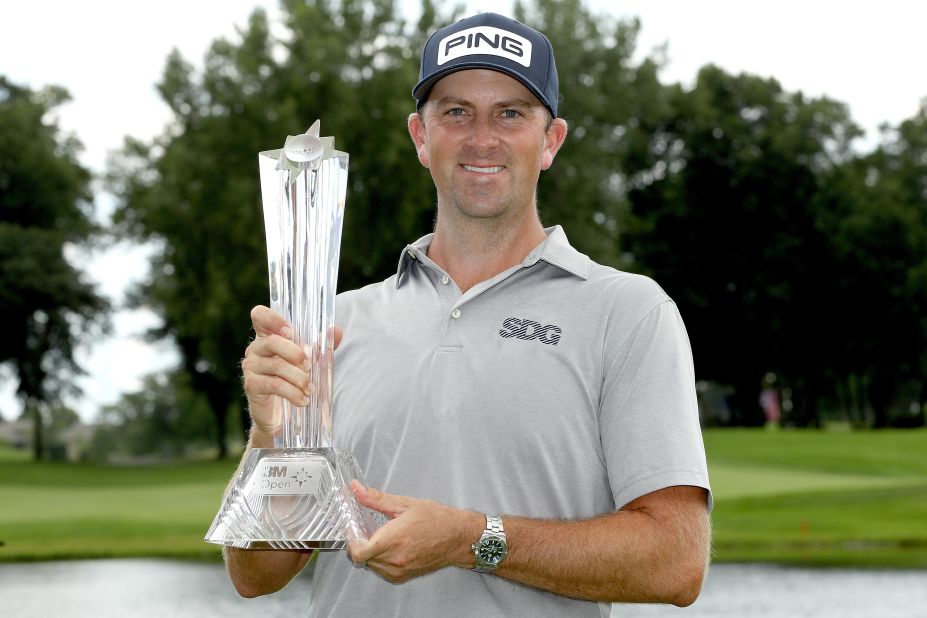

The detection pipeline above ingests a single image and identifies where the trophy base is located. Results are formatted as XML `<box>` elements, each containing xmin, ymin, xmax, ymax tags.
<box><xmin>204</xmin><ymin>448</ymin><xmax>383</xmax><ymax>550</ymax></box>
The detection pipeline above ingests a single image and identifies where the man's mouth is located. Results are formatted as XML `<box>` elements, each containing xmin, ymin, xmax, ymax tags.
<box><xmin>462</xmin><ymin>164</ymin><xmax>505</xmax><ymax>174</ymax></box>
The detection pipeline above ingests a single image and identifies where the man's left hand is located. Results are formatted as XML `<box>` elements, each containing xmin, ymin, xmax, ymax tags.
<box><xmin>347</xmin><ymin>481</ymin><xmax>482</xmax><ymax>584</ymax></box>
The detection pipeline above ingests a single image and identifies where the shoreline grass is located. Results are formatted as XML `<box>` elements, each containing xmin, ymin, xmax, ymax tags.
<box><xmin>1</xmin><ymin>429</ymin><xmax>925</xmax><ymax>567</ymax></box>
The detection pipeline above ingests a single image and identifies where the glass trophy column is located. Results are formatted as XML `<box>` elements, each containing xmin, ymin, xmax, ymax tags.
<box><xmin>205</xmin><ymin>121</ymin><xmax>381</xmax><ymax>550</ymax></box>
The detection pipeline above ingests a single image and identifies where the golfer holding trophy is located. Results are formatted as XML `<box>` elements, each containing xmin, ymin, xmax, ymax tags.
<box><xmin>211</xmin><ymin>12</ymin><xmax>711</xmax><ymax>617</ymax></box>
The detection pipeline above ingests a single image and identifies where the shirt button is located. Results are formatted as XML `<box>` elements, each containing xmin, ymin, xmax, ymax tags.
<box><xmin>451</xmin><ymin>309</ymin><xmax>461</xmax><ymax>319</ymax></box>
<box><xmin>407</xmin><ymin>250</ymin><xmax>417</xmax><ymax>260</ymax></box>
<box><xmin>441</xmin><ymin>275</ymin><xmax>450</xmax><ymax>285</ymax></box>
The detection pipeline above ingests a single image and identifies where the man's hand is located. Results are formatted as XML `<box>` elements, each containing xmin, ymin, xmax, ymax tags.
<box><xmin>241</xmin><ymin>305</ymin><xmax>343</xmax><ymax>440</ymax></box>
<box><xmin>347</xmin><ymin>481</ymin><xmax>483</xmax><ymax>584</ymax></box>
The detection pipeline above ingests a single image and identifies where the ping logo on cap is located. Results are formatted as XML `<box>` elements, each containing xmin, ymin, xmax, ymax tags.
<box><xmin>437</xmin><ymin>26</ymin><xmax>532</xmax><ymax>68</ymax></box>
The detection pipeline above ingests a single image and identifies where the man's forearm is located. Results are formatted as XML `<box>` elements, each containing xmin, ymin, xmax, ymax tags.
<box><xmin>350</xmin><ymin>484</ymin><xmax>711</xmax><ymax>605</ymax></box>
<box><xmin>224</xmin><ymin>545</ymin><xmax>314</xmax><ymax>598</ymax></box>
<box><xmin>494</xmin><ymin>486</ymin><xmax>711</xmax><ymax>605</ymax></box>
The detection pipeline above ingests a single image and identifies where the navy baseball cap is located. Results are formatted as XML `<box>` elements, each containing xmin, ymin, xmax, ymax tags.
<box><xmin>413</xmin><ymin>13</ymin><xmax>560</xmax><ymax>117</ymax></box>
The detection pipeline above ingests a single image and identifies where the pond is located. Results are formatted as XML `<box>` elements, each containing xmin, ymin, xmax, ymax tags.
<box><xmin>1</xmin><ymin>560</ymin><xmax>925</xmax><ymax>617</ymax></box>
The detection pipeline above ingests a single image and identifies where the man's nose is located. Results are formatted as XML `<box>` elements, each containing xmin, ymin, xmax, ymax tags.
<box><xmin>466</xmin><ymin>115</ymin><xmax>501</xmax><ymax>150</ymax></box>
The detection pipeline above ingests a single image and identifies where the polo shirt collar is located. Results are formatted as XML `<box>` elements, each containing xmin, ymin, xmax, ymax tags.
<box><xmin>524</xmin><ymin>225</ymin><xmax>591</xmax><ymax>279</ymax></box>
<box><xmin>395</xmin><ymin>225</ymin><xmax>590</xmax><ymax>288</ymax></box>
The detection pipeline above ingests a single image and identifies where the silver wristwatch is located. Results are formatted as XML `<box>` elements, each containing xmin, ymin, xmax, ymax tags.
<box><xmin>472</xmin><ymin>514</ymin><xmax>508</xmax><ymax>573</ymax></box>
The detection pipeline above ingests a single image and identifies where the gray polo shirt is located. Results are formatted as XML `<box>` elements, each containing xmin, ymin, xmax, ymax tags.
<box><xmin>308</xmin><ymin>226</ymin><xmax>711</xmax><ymax>617</ymax></box>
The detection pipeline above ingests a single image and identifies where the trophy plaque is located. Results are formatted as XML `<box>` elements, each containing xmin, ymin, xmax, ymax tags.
<box><xmin>205</xmin><ymin>121</ymin><xmax>381</xmax><ymax>550</ymax></box>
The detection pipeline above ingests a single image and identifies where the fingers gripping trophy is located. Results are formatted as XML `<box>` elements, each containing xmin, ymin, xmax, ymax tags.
<box><xmin>205</xmin><ymin>121</ymin><xmax>382</xmax><ymax>550</ymax></box>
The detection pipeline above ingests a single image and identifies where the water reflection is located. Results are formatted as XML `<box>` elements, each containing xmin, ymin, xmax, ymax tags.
<box><xmin>0</xmin><ymin>559</ymin><xmax>309</xmax><ymax>617</ymax></box>
<box><xmin>1</xmin><ymin>560</ymin><xmax>925</xmax><ymax>617</ymax></box>
<box><xmin>621</xmin><ymin>563</ymin><xmax>927</xmax><ymax>617</ymax></box>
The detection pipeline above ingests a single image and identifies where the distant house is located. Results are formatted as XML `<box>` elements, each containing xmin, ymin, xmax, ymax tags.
<box><xmin>0</xmin><ymin>417</ymin><xmax>31</xmax><ymax>450</ymax></box>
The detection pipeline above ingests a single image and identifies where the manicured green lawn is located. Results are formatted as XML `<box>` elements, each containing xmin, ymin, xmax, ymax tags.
<box><xmin>1</xmin><ymin>429</ymin><xmax>925</xmax><ymax>566</ymax></box>
<box><xmin>0</xmin><ymin>457</ymin><xmax>236</xmax><ymax>562</ymax></box>
<box><xmin>704</xmin><ymin>429</ymin><xmax>927</xmax><ymax>567</ymax></box>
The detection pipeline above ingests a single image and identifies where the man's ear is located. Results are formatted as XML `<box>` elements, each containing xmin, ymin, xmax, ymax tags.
<box><xmin>408</xmin><ymin>112</ymin><xmax>430</xmax><ymax>168</ymax></box>
<box><xmin>540</xmin><ymin>118</ymin><xmax>568</xmax><ymax>170</ymax></box>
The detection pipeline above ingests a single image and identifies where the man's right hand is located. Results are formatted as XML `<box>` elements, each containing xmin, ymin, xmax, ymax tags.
<box><xmin>242</xmin><ymin>305</ymin><xmax>343</xmax><ymax>440</ymax></box>
<box><xmin>242</xmin><ymin>305</ymin><xmax>309</xmax><ymax>437</ymax></box>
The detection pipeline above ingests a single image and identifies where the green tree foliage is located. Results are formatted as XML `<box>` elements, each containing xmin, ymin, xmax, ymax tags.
<box><xmin>515</xmin><ymin>0</ymin><xmax>668</xmax><ymax>266</ymax></box>
<box><xmin>0</xmin><ymin>77</ymin><xmax>108</xmax><ymax>459</ymax></box>
<box><xmin>624</xmin><ymin>65</ymin><xmax>926</xmax><ymax>427</ymax></box>
<box><xmin>822</xmin><ymin>104</ymin><xmax>927</xmax><ymax>427</ymax></box>
<box><xmin>88</xmin><ymin>371</ymin><xmax>216</xmax><ymax>459</ymax></box>
<box><xmin>108</xmin><ymin>1</ymin><xmax>454</xmax><ymax>457</ymax></box>
<box><xmin>623</xmin><ymin>66</ymin><xmax>861</xmax><ymax>424</ymax></box>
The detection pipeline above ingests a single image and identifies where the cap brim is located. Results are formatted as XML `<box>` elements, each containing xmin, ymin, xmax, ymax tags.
<box><xmin>412</xmin><ymin>62</ymin><xmax>554</xmax><ymax>116</ymax></box>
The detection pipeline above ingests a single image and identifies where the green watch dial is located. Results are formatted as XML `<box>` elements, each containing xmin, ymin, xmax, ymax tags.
<box><xmin>478</xmin><ymin>537</ymin><xmax>508</xmax><ymax>565</ymax></box>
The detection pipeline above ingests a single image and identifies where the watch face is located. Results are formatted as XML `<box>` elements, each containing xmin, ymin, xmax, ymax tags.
<box><xmin>478</xmin><ymin>536</ymin><xmax>508</xmax><ymax>565</ymax></box>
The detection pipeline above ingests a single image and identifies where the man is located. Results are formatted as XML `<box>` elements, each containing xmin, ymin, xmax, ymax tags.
<box><xmin>227</xmin><ymin>12</ymin><xmax>712</xmax><ymax>617</ymax></box>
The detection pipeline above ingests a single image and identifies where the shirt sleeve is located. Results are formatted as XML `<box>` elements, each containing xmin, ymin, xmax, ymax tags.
<box><xmin>598</xmin><ymin>298</ymin><xmax>713</xmax><ymax>511</ymax></box>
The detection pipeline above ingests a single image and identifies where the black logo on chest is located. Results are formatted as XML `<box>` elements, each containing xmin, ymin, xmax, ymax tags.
<box><xmin>499</xmin><ymin>317</ymin><xmax>562</xmax><ymax>346</ymax></box>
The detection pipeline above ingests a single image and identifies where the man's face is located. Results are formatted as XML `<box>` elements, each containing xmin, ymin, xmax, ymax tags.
<box><xmin>408</xmin><ymin>69</ymin><xmax>567</xmax><ymax>225</ymax></box>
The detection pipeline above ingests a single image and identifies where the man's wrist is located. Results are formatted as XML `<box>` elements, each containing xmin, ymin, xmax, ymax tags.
<box><xmin>247</xmin><ymin>424</ymin><xmax>277</xmax><ymax>448</ymax></box>
<box><xmin>454</xmin><ymin>510</ymin><xmax>487</xmax><ymax>569</ymax></box>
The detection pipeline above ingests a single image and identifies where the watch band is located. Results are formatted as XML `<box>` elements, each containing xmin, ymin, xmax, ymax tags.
<box><xmin>485</xmin><ymin>514</ymin><xmax>504</xmax><ymax>536</ymax></box>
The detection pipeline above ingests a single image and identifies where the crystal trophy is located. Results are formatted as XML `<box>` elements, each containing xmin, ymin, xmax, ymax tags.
<box><xmin>205</xmin><ymin>121</ymin><xmax>381</xmax><ymax>550</ymax></box>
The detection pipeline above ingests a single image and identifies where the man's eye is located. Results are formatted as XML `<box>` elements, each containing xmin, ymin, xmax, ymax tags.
<box><xmin>447</xmin><ymin>107</ymin><xmax>466</xmax><ymax>116</ymax></box>
<box><xmin>501</xmin><ymin>109</ymin><xmax>520</xmax><ymax>119</ymax></box>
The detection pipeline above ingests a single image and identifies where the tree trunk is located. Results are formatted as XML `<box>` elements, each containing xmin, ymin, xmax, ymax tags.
<box><xmin>203</xmin><ymin>385</ymin><xmax>231</xmax><ymax>460</ymax></box>
<box><xmin>729</xmin><ymin>376</ymin><xmax>765</xmax><ymax>427</ymax></box>
<box><xmin>28</xmin><ymin>399</ymin><xmax>44</xmax><ymax>461</ymax></box>
<box><xmin>868</xmin><ymin>372</ymin><xmax>894</xmax><ymax>429</ymax></box>
<box><xmin>790</xmin><ymin>379</ymin><xmax>822</xmax><ymax>428</ymax></box>
<box><xmin>920</xmin><ymin>378</ymin><xmax>927</xmax><ymax>427</ymax></box>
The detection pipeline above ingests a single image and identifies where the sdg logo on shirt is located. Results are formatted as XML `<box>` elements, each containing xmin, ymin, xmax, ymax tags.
<box><xmin>499</xmin><ymin>317</ymin><xmax>562</xmax><ymax>346</ymax></box>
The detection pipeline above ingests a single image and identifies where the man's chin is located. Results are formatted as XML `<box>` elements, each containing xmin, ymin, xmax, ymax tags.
<box><xmin>452</xmin><ymin>200</ymin><xmax>509</xmax><ymax>220</ymax></box>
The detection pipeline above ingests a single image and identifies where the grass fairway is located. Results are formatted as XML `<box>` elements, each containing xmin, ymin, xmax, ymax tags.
<box><xmin>0</xmin><ymin>454</ymin><xmax>236</xmax><ymax>562</ymax></box>
<box><xmin>705</xmin><ymin>429</ymin><xmax>927</xmax><ymax>568</ymax></box>
<box><xmin>1</xmin><ymin>429</ymin><xmax>926</xmax><ymax>566</ymax></box>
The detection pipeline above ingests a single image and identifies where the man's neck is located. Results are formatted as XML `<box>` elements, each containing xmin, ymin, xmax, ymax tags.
<box><xmin>427</xmin><ymin>213</ymin><xmax>547</xmax><ymax>294</ymax></box>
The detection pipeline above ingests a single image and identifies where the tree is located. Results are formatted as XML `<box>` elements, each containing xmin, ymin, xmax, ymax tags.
<box><xmin>108</xmin><ymin>1</ymin><xmax>451</xmax><ymax>458</ymax></box>
<box><xmin>515</xmin><ymin>0</ymin><xmax>669</xmax><ymax>267</ymax></box>
<box><xmin>623</xmin><ymin>65</ymin><xmax>863</xmax><ymax>425</ymax></box>
<box><xmin>88</xmin><ymin>371</ymin><xmax>215</xmax><ymax>459</ymax></box>
<box><xmin>0</xmin><ymin>77</ymin><xmax>108</xmax><ymax>459</ymax></box>
<box><xmin>823</xmin><ymin>103</ymin><xmax>927</xmax><ymax>426</ymax></box>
